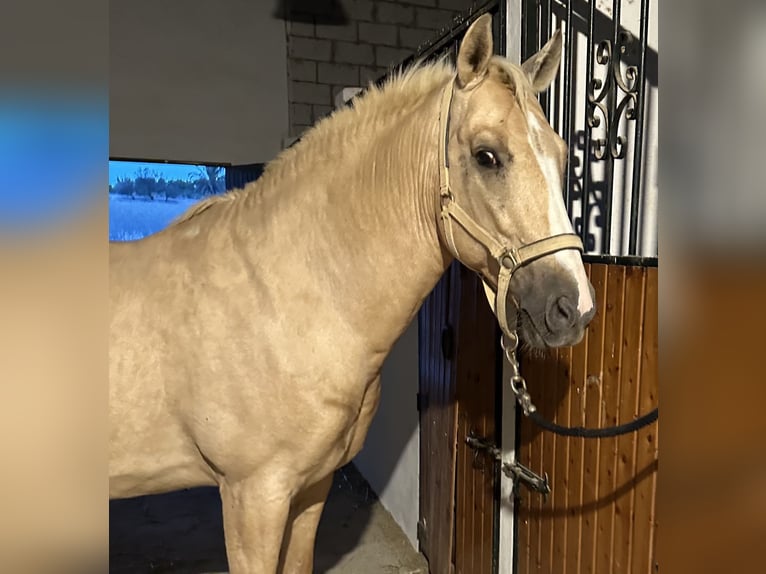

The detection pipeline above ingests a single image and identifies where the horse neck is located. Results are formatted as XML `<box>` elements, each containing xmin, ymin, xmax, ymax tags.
<box><xmin>307</xmin><ymin>86</ymin><xmax>451</xmax><ymax>357</ymax></box>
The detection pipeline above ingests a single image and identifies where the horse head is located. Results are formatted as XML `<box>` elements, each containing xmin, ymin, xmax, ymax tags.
<box><xmin>438</xmin><ymin>15</ymin><xmax>595</xmax><ymax>348</ymax></box>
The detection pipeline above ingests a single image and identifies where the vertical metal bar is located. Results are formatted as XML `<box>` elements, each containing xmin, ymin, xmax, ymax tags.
<box><xmin>521</xmin><ymin>0</ymin><xmax>530</xmax><ymax>59</ymax></box>
<box><xmin>602</xmin><ymin>0</ymin><xmax>623</xmax><ymax>255</ymax></box>
<box><xmin>627</xmin><ymin>0</ymin><xmax>649</xmax><ymax>255</ymax></box>
<box><xmin>562</xmin><ymin>0</ymin><xmax>575</xmax><ymax>212</ymax></box>
<box><xmin>580</xmin><ymin>0</ymin><xmax>596</xmax><ymax>250</ymax></box>
<box><xmin>539</xmin><ymin>0</ymin><xmax>551</xmax><ymax>115</ymax></box>
<box><xmin>497</xmin><ymin>0</ymin><xmax>507</xmax><ymax>56</ymax></box>
<box><xmin>552</xmin><ymin>37</ymin><xmax>561</xmax><ymax>135</ymax></box>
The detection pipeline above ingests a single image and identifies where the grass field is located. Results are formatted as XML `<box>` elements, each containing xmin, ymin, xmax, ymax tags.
<box><xmin>109</xmin><ymin>195</ymin><xmax>198</xmax><ymax>241</ymax></box>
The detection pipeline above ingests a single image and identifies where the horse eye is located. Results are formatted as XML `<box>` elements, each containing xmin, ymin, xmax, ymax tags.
<box><xmin>475</xmin><ymin>149</ymin><xmax>499</xmax><ymax>168</ymax></box>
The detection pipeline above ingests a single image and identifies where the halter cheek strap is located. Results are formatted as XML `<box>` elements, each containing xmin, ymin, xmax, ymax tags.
<box><xmin>437</xmin><ymin>79</ymin><xmax>584</xmax><ymax>338</ymax></box>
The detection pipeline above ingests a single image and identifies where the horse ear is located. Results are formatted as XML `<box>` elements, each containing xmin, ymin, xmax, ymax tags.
<box><xmin>456</xmin><ymin>14</ymin><xmax>493</xmax><ymax>89</ymax></box>
<box><xmin>521</xmin><ymin>29</ymin><xmax>563</xmax><ymax>93</ymax></box>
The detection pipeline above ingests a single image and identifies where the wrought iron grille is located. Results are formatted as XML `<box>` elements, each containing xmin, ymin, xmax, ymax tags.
<box><xmin>361</xmin><ymin>0</ymin><xmax>657</xmax><ymax>260</ymax></box>
<box><xmin>524</xmin><ymin>0</ymin><xmax>658</xmax><ymax>259</ymax></box>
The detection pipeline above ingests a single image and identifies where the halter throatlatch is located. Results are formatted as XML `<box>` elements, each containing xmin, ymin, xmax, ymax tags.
<box><xmin>437</xmin><ymin>79</ymin><xmax>584</xmax><ymax>339</ymax></box>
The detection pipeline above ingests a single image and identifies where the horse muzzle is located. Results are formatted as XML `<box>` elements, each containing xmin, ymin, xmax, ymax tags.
<box><xmin>515</xmin><ymin>277</ymin><xmax>596</xmax><ymax>349</ymax></box>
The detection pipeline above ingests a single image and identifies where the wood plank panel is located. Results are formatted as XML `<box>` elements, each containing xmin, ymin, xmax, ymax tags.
<box><xmin>581</xmin><ymin>263</ymin><xmax>608</xmax><ymax>574</ymax></box>
<box><xmin>612</xmin><ymin>266</ymin><xmax>646</xmax><ymax>573</ymax></box>
<box><xmin>516</xmin><ymin>263</ymin><xmax>658</xmax><ymax>574</ymax></box>
<box><xmin>518</xmin><ymin>342</ymin><xmax>545</xmax><ymax>574</ymax></box>
<box><xmin>454</xmin><ymin>266</ymin><xmax>498</xmax><ymax>574</ymax></box>
<box><xmin>630</xmin><ymin>266</ymin><xmax>658</xmax><ymax>574</ymax></box>
<box><xmin>551</xmin><ymin>345</ymin><xmax>572</xmax><ymax>570</ymax></box>
<box><xmin>595</xmin><ymin>265</ymin><xmax>627</xmax><ymax>574</ymax></box>
<box><xmin>538</xmin><ymin>347</ymin><xmax>556</xmax><ymax>574</ymax></box>
<box><xmin>564</xmin><ymin>260</ymin><xmax>590</xmax><ymax>574</ymax></box>
<box><xmin>418</xmin><ymin>262</ymin><xmax>459</xmax><ymax>574</ymax></box>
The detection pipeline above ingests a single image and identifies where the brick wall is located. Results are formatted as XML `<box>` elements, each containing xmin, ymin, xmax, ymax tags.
<box><xmin>285</xmin><ymin>0</ymin><xmax>478</xmax><ymax>140</ymax></box>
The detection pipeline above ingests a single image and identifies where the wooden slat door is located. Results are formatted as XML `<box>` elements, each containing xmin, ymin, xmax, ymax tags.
<box><xmin>454</xmin><ymin>265</ymin><xmax>501</xmax><ymax>574</ymax></box>
<box><xmin>418</xmin><ymin>262</ymin><xmax>460</xmax><ymax>574</ymax></box>
<box><xmin>418</xmin><ymin>262</ymin><xmax>501</xmax><ymax>574</ymax></box>
<box><xmin>516</xmin><ymin>263</ymin><xmax>659</xmax><ymax>574</ymax></box>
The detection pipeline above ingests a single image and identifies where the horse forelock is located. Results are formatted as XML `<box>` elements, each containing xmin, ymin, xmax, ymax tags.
<box><xmin>486</xmin><ymin>57</ymin><xmax>535</xmax><ymax>115</ymax></box>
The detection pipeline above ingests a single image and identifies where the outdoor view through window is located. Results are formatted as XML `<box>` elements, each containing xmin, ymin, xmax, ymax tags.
<box><xmin>108</xmin><ymin>160</ymin><xmax>226</xmax><ymax>241</ymax></box>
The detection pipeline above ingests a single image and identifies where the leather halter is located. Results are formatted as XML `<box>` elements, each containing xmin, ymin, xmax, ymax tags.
<box><xmin>437</xmin><ymin>79</ymin><xmax>584</xmax><ymax>338</ymax></box>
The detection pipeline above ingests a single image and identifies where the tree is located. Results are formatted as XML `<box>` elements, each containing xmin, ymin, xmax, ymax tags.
<box><xmin>111</xmin><ymin>176</ymin><xmax>135</xmax><ymax>197</ymax></box>
<box><xmin>190</xmin><ymin>166</ymin><xmax>224</xmax><ymax>196</ymax></box>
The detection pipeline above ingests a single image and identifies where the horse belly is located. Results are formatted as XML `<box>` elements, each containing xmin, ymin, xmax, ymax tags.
<box><xmin>109</xmin><ymin>365</ymin><xmax>214</xmax><ymax>498</ymax></box>
<box><xmin>109</xmin><ymin>421</ymin><xmax>215</xmax><ymax>498</ymax></box>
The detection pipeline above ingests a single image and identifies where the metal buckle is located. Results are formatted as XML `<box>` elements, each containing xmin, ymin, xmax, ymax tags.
<box><xmin>500</xmin><ymin>249</ymin><xmax>520</xmax><ymax>271</ymax></box>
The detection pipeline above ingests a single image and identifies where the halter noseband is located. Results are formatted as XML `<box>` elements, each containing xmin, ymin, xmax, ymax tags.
<box><xmin>437</xmin><ymin>79</ymin><xmax>584</xmax><ymax>338</ymax></box>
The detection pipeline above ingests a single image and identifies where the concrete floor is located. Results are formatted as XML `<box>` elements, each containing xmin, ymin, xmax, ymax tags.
<box><xmin>110</xmin><ymin>464</ymin><xmax>428</xmax><ymax>573</ymax></box>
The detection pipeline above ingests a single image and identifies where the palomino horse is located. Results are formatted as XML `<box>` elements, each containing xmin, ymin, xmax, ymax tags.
<box><xmin>110</xmin><ymin>14</ymin><xmax>595</xmax><ymax>573</ymax></box>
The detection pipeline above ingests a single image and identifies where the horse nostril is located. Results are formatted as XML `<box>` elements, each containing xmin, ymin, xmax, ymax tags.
<box><xmin>581</xmin><ymin>303</ymin><xmax>596</xmax><ymax>325</ymax></box>
<box><xmin>546</xmin><ymin>295</ymin><xmax>578</xmax><ymax>331</ymax></box>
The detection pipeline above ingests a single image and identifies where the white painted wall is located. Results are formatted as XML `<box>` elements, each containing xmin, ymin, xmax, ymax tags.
<box><xmin>353</xmin><ymin>320</ymin><xmax>420</xmax><ymax>549</ymax></box>
<box><xmin>110</xmin><ymin>0</ymin><xmax>288</xmax><ymax>165</ymax></box>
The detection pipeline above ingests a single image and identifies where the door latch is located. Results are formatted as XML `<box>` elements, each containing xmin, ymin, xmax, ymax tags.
<box><xmin>465</xmin><ymin>434</ymin><xmax>551</xmax><ymax>502</ymax></box>
<box><xmin>502</xmin><ymin>461</ymin><xmax>550</xmax><ymax>502</ymax></box>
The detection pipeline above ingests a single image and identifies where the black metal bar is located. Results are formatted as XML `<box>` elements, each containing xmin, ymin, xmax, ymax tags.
<box><xmin>522</xmin><ymin>0</ymin><xmax>536</xmax><ymax>60</ymax></box>
<box><xmin>539</xmin><ymin>0</ymin><xmax>551</xmax><ymax>114</ymax></box>
<box><xmin>582</xmin><ymin>253</ymin><xmax>657</xmax><ymax>268</ymax></box>
<box><xmin>109</xmin><ymin>156</ymin><xmax>231</xmax><ymax>167</ymax></box>
<box><xmin>496</xmin><ymin>0</ymin><xmax>507</xmax><ymax>56</ymax></box>
<box><xmin>551</xmin><ymin>28</ymin><xmax>561</xmax><ymax>134</ymax></box>
<box><xmin>548</xmin><ymin>0</ymin><xmax>560</xmax><ymax>134</ymax></box>
<box><xmin>627</xmin><ymin>0</ymin><xmax>650</xmax><ymax>255</ymax></box>
<box><xmin>602</xmin><ymin>0</ymin><xmax>623</xmax><ymax>255</ymax></box>
<box><xmin>580</xmin><ymin>0</ymin><xmax>596</xmax><ymax>250</ymax></box>
<box><xmin>562</xmin><ymin>0</ymin><xmax>575</xmax><ymax>211</ymax></box>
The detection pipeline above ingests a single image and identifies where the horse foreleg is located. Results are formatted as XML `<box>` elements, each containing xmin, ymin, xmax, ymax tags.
<box><xmin>220</xmin><ymin>476</ymin><xmax>290</xmax><ymax>574</ymax></box>
<box><xmin>277</xmin><ymin>474</ymin><xmax>333</xmax><ymax>574</ymax></box>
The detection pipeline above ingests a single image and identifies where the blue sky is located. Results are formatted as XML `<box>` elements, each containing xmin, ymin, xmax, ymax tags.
<box><xmin>109</xmin><ymin>160</ymin><xmax>217</xmax><ymax>186</ymax></box>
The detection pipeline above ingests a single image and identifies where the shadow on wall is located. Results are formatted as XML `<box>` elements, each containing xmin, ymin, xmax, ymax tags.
<box><xmin>273</xmin><ymin>0</ymin><xmax>349</xmax><ymax>25</ymax></box>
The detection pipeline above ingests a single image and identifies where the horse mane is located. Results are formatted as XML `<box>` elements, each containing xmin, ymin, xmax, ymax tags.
<box><xmin>171</xmin><ymin>55</ymin><xmax>534</xmax><ymax>227</ymax></box>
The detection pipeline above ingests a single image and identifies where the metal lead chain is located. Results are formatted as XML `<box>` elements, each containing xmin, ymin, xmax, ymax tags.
<box><xmin>501</xmin><ymin>332</ymin><xmax>537</xmax><ymax>416</ymax></box>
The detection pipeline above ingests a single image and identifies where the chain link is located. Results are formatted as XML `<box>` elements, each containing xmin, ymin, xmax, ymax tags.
<box><xmin>501</xmin><ymin>332</ymin><xmax>537</xmax><ymax>416</ymax></box>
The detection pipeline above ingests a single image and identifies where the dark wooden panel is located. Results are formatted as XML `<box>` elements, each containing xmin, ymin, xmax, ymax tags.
<box><xmin>517</xmin><ymin>263</ymin><xmax>658</xmax><ymax>574</ymax></box>
<box><xmin>454</xmin><ymin>266</ymin><xmax>499</xmax><ymax>574</ymax></box>
<box><xmin>418</xmin><ymin>262</ymin><xmax>460</xmax><ymax>574</ymax></box>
